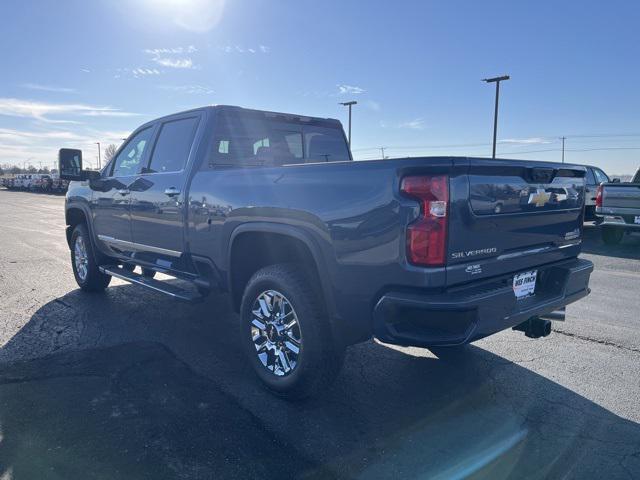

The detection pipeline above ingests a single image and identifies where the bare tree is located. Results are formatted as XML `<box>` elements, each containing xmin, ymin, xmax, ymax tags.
<box><xmin>103</xmin><ymin>144</ymin><xmax>118</xmax><ymax>164</ymax></box>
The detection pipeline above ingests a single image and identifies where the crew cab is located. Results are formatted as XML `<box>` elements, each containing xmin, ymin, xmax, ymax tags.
<box><xmin>595</xmin><ymin>167</ymin><xmax>640</xmax><ymax>244</ymax></box>
<box><xmin>60</xmin><ymin>105</ymin><xmax>593</xmax><ymax>398</ymax></box>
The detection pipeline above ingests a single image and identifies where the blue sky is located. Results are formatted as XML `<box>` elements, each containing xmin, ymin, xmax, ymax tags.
<box><xmin>0</xmin><ymin>0</ymin><xmax>638</xmax><ymax>174</ymax></box>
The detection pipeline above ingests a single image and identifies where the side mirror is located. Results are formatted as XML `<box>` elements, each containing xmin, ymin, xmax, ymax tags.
<box><xmin>58</xmin><ymin>148</ymin><xmax>83</xmax><ymax>181</ymax></box>
<box><xmin>611</xmin><ymin>178</ymin><xmax>621</xmax><ymax>183</ymax></box>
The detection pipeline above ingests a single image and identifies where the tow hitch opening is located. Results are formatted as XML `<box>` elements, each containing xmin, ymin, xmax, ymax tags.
<box><xmin>513</xmin><ymin>317</ymin><xmax>552</xmax><ymax>339</ymax></box>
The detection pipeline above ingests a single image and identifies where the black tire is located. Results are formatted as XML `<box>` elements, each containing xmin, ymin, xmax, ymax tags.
<box><xmin>70</xmin><ymin>224</ymin><xmax>111</xmax><ymax>292</ymax></box>
<box><xmin>240</xmin><ymin>264</ymin><xmax>344</xmax><ymax>399</ymax></box>
<box><xmin>602</xmin><ymin>226</ymin><xmax>624</xmax><ymax>245</ymax></box>
<box><xmin>141</xmin><ymin>268</ymin><xmax>156</xmax><ymax>279</ymax></box>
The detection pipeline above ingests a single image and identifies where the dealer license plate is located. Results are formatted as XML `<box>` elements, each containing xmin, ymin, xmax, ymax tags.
<box><xmin>634</xmin><ymin>215</ymin><xmax>640</xmax><ymax>224</ymax></box>
<box><xmin>513</xmin><ymin>270</ymin><xmax>537</xmax><ymax>299</ymax></box>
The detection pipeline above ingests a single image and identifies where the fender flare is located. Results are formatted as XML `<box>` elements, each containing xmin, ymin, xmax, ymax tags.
<box><xmin>227</xmin><ymin>222</ymin><xmax>337</xmax><ymax>320</ymax></box>
<box><xmin>65</xmin><ymin>202</ymin><xmax>105</xmax><ymax>264</ymax></box>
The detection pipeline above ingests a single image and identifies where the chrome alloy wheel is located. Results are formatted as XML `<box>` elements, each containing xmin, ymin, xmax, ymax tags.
<box><xmin>250</xmin><ymin>290</ymin><xmax>302</xmax><ymax>377</ymax></box>
<box><xmin>74</xmin><ymin>235</ymin><xmax>89</xmax><ymax>281</ymax></box>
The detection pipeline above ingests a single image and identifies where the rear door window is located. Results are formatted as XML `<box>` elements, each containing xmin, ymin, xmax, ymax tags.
<box><xmin>147</xmin><ymin>117</ymin><xmax>200</xmax><ymax>173</ymax></box>
<box><xmin>585</xmin><ymin>168</ymin><xmax>596</xmax><ymax>185</ymax></box>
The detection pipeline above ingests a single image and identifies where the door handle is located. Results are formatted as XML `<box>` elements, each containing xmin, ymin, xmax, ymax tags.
<box><xmin>164</xmin><ymin>187</ymin><xmax>181</xmax><ymax>197</ymax></box>
<box><xmin>117</xmin><ymin>189</ymin><xmax>130</xmax><ymax>196</ymax></box>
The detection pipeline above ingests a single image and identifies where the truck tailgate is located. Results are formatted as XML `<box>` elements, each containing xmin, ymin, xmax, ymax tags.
<box><xmin>446</xmin><ymin>159</ymin><xmax>586</xmax><ymax>286</ymax></box>
<box><xmin>601</xmin><ymin>183</ymin><xmax>640</xmax><ymax>210</ymax></box>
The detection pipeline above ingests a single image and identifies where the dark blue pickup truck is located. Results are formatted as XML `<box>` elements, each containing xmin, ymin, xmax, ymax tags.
<box><xmin>59</xmin><ymin>105</ymin><xmax>593</xmax><ymax>398</ymax></box>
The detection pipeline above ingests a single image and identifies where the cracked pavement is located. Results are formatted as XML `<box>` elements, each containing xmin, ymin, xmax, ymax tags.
<box><xmin>0</xmin><ymin>190</ymin><xmax>639</xmax><ymax>479</ymax></box>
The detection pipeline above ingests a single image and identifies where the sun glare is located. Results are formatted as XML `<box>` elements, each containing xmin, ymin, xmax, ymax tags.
<box><xmin>141</xmin><ymin>0</ymin><xmax>225</xmax><ymax>32</ymax></box>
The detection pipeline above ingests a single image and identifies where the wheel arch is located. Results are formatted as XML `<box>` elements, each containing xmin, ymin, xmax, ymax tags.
<box><xmin>65</xmin><ymin>205</ymin><xmax>90</xmax><ymax>248</ymax></box>
<box><xmin>65</xmin><ymin>203</ymin><xmax>106</xmax><ymax>264</ymax></box>
<box><xmin>227</xmin><ymin>223</ymin><xmax>337</xmax><ymax>321</ymax></box>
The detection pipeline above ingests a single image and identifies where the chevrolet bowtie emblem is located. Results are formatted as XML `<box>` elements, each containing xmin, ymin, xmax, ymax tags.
<box><xmin>528</xmin><ymin>188</ymin><xmax>551</xmax><ymax>207</ymax></box>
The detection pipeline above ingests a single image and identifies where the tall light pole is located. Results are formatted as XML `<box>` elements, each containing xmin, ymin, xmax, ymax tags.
<box><xmin>339</xmin><ymin>101</ymin><xmax>357</xmax><ymax>149</ymax></box>
<box><xmin>560</xmin><ymin>136</ymin><xmax>566</xmax><ymax>163</ymax></box>
<box><xmin>482</xmin><ymin>75</ymin><xmax>510</xmax><ymax>158</ymax></box>
<box><xmin>95</xmin><ymin>142</ymin><xmax>101</xmax><ymax>169</ymax></box>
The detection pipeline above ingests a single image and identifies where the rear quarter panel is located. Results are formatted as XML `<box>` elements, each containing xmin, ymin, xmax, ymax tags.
<box><xmin>186</xmin><ymin>157</ymin><xmax>456</xmax><ymax>339</ymax></box>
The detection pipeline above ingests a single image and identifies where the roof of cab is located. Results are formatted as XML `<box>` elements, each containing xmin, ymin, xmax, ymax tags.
<box><xmin>140</xmin><ymin>104</ymin><xmax>342</xmax><ymax>130</ymax></box>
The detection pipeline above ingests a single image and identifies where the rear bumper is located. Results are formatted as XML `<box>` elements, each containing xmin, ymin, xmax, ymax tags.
<box><xmin>595</xmin><ymin>214</ymin><xmax>640</xmax><ymax>230</ymax></box>
<box><xmin>596</xmin><ymin>207</ymin><xmax>640</xmax><ymax>229</ymax></box>
<box><xmin>373</xmin><ymin>258</ymin><xmax>593</xmax><ymax>347</ymax></box>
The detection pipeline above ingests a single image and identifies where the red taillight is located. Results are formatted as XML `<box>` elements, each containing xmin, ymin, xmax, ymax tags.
<box><xmin>595</xmin><ymin>184</ymin><xmax>603</xmax><ymax>207</ymax></box>
<box><xmin>401</xmin><ymin>175</ymin><xmax>449</xmax><ymax>266</ymax></box>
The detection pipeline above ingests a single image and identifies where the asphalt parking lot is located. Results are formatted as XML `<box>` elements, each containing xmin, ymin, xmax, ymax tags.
<box><xmin>0</xmin><ymin>189</ymin><xmax>639</xmax><ymax>480</ymax></box>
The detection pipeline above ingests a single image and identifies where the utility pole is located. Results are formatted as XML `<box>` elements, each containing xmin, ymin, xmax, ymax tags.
<box><xmin>560</xmin><ymin>136</ymin><xmax>566</xmax><ymax>163</ymax></box>
<box><xmin>95</xmin><ymin>142</ymin><xmax>101</xmax><ymax>169</ymax></box>
<box><xmin>482</xmin><ymin>75</ymin><xmax>510</xmax><ymax>158</ymax></box>
<box><xmin>339</xmin><ymin>101</ymin><xmax>357</xmax><ymax>149</ymax></box>
<box><xmin>380</xmin><ymin>146</ymin><xmax>386</xmax><ymax>159</ymax></box>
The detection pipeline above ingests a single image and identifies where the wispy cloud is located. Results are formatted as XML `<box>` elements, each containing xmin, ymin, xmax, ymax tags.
<box><xmin>398</xmin><ymin>118</ymin><xmax>426</xmax><ymax>130</ymax></box>
<box><xmin>337</xmin><ymin>84</ymin><xmax>365</xmax><ymax>95</ymax></box>
<box><xmin>0</xmin><ymin>126</ymin><xmax>132</xmax><ymax>168</ymax></box>
<box><xmin>152</xmin><ymin>57</ymin><xmax>194</xmax><ymax>69</ymax></box>
<box><xmin>159</xmin><ymin>84</ymin><xmax>214</xmax><ymax>95</ymax></box>
<box><xmin>144</xmin><ymin>46</ymin><xmax>197</xmax><ymax>69</ymax></box>
<box><xmin>144</xmin><ymin>46</ymin><xmax>197</xmax><ymax>56</ymax></box>
<box><xmin>21</xmin><ymin>83</ymin><xmax>77</xmax><ymax>94</ymax></box>
<box><xmin>132</xmin><ymin>68</ymin><xmax>161</xmax><ymax>77</ymax></box>
<box><xmin>499</xmin><ymin>137</ymin><xmax>551</xmax><ymax>145</ymax></box>
<box><xmin>0</xmin><ymin>98</ymin><xmax>140</xmax><ymax>122</ymax></box>
<box><xmin>218</xmin><ymin>44</ymin><xmax>270</xmax><ymax>54</ymax></box>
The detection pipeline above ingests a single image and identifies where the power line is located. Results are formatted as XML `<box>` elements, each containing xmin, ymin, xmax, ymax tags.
<box><xmin>353</xmin><ymin>145</ymin><xmax>640</xmax><ymax>161</ymax></box>
<box><xmin>353</xmin><ymin>135</ymin><xmax>640</xmax><ymax>154</ymax></box>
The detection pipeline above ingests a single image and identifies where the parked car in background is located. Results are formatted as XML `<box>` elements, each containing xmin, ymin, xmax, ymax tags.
<box><xmin>584</xmin><ymin>165</ymin><xmax>612</xmax><ymax>221</ymax></box>
<box><xmin>13</xmin><ymin>174</ymin><xmax>33</xmax><ymax>189</ymax></box>
<box><xmin>32</xmin><ymin>174</ymin><xmax>52</xmax><ymax>192</ymax></box>
<box><xmin>595</xmin><ymin>167</ymin><xmax>640</xmax><ymax>244</ymax></box>
<box><xmin>51</xmin><ymin>174</ymin><xmax>69</xmax><ymax>194</ymax></box>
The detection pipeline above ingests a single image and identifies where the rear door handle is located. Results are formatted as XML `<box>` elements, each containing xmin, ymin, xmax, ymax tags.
<box><xmin>117</xmin><ymin>189</ymin><xmax>130</xmax><ymax>196</ymax></box>
<box><xmin>164</xmin><ymin>187</ymin><xmax>181</xmax><ymax>197</ymax></box>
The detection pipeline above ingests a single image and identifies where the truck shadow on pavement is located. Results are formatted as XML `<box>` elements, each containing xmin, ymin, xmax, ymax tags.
<box><xmin>0</xmin><ymin>284</ymin><xmax>639</xmax><ymax>479</ymax></box>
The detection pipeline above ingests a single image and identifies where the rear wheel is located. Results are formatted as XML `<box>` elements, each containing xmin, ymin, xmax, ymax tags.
<box><xmin>240</xmin><ymin>264</ymin><xmax>344</xmax><ymax>399</ymax></box>
<box><xmin>71</xmin><ymin>224</ymin><xmax>111</xmax><ymax>292</ymax></box>
<box><xmin>602</xmin><ymin>226</ymin><xmax>624</xmax><ymax>245</ymax></box>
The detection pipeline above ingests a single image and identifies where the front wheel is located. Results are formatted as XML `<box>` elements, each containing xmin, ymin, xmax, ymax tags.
<box><xmin>240</xmin><ymin>264</ymin><xmax>344</xmax><ymax>399</ymax></box>
<box><xmin>602</xmin><ymin>226</ymin><xmax>624</xmax><ymax>245</ymax></box>
<box><xmin>71</xmin><ymin>224</ymin><xmax>111</xmax><ymax>292</ymax></box>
